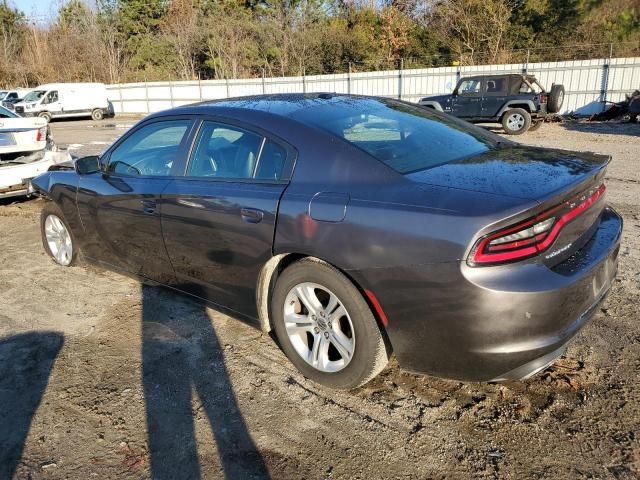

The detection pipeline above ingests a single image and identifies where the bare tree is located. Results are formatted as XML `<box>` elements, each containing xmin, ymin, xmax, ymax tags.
<box><xmin>162</xmin><ymin>0</ymin><xmax>200</xmax><ymax>80</ymax></box>
<box><xmin>426</xmin><ymin>0</ymin><xmax>517</xmax><ymax>64</ymax></box>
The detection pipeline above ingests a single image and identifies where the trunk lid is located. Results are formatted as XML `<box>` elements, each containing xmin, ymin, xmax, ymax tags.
<box><xmin>406</xmin><ymin>145</ymin><xmax>610</xmax><ymax>266</ymax></box>
<box><xmin>405</xmin><ymin>145</ymin><xmax>609</xmax><ymax>202</ymax></box>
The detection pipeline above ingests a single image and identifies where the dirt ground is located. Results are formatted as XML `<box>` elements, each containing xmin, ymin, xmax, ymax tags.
<box><xmin>0</xmin><ymin>120</ymin><xmax>638</xmax><ymax>479</ymax></box>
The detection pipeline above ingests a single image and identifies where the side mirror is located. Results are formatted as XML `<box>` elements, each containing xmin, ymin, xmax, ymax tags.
<box><xmin>75</xmin><ymin>155</ymin><xmax>101</xmax><ymax>175</ymax></box>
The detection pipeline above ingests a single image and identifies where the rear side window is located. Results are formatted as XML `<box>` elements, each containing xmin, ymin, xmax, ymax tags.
<box><xmin>295</xmin><ymin>99</ymin><xmax>494</xmax><ymax>174</ymax></box>
<box><xmin>187</xmin><ymin>122</ymin><xmax>263</xmax><ymax>179</ymax></box>
<box><xmin>107</xmin><ymin>120</ymin><xmax>191</xmax><ymax>176</ymax></box>
<box><xmin>187</xmin><ymin>122</ymin><xmax>288</xmax><ymax>181</ymax></box>
<box><xmin>486</xmin><ymin>78</ymin><xmax>507</xmax><ymax>94</ymax></box>
<box><xmin>255</xmin><ymin>140</ymin><xmax>287</xmax><ymax>180</ymax></box>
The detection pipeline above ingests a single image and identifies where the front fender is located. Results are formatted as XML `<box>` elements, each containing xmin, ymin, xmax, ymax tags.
<box><xmin>418</xmin><ymin>101</ymin><xmax>444</xmax><ymax>112</ymax></box>
<box><xmin>32</xmin><ymin>170</ymin><xmax>84</xmax><ymax>243</ymax></box>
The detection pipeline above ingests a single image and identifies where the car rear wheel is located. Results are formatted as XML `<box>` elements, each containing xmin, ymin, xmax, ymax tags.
<box><xmin>502</xmin><ymin>108</ymin><xmax>531</xmax><ymax>135</ymax></box>
<box><xmin>91</xmin><ymin>109</ymin><xmax>104</xmax><ymax>121</ymax></box>
<box><xmin>271</xmin><ymin>258</ymin><xmax>388</xmax><ymax>390</ymax></box>
<box><xmin>41</xmin><ymin>203</ymin><xmax>77</xmax><ymax>266</ymax></box>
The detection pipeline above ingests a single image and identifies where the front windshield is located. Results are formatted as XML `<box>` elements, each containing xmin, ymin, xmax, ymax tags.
<box><xmin>23</xmin><ymin>90</ymin><xmax>46</xmax><ymax>103</ymax></box>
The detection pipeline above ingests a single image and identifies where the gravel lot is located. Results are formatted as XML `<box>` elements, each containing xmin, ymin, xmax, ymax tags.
<box><xmin>0</xmin><ymin>119</ymin><xmax>638</xmax><ymax>479</ymax></box>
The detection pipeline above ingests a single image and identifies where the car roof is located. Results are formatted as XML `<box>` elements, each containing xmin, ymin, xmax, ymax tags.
<box><xmin>461</xmin><ymin>73</ymin><xmax>538</xmax><ymax>81</ymax></box>
<box><xmin>162</xmin><ymin>93</ymin><xmax>389</xmax><ymax>121</ymax></box>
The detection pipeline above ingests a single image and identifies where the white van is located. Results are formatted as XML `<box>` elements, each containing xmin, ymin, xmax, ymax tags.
<box><xmin>15</xmin><ymin>83</ymin><xmax>114</xmax><ymax>122</ymax></box>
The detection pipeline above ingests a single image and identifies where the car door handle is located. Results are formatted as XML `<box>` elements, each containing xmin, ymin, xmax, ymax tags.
<box><xmin>241</xmin><ymin>207</ymin><xmax>263</xmax><ymax>223</ymax></box>
<box><xmin>141</xmin><ymin>199</ymin><xmax>156</xmax><ymax>215</ymax></box>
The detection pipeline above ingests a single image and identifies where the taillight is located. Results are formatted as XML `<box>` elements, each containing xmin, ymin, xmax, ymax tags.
<box><xmin>540</xmin><ymin>94</ymin><xmax>548</xmax><ymax>104</ymax></box>
<box><xmin>36</xmin><ymin>126</ymin><xmax>47</xmax><ymax>142</ymax></box>
<box><xmin>469</xmin><ymin>184</ymin><xmax>606</xmax><ymax>266</ymax></box>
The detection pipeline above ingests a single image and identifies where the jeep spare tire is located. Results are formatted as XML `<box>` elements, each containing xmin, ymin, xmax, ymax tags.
<box><xmin>547</xmin><ymin>84</ymin><xmax>565</xmax><ymax>113</ymax></box>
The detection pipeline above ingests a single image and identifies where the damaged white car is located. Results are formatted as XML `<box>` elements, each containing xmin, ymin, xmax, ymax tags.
<box><xmin>0</xmin><ymin>105</ymin><xmax>70</xmax><ymax>199</ymax></box>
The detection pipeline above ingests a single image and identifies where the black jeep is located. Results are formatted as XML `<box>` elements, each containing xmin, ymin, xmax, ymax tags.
<box><xmin>419</xmin><ymin>74</ymin><xmax>564</xmax><ymax>135</ymax></box>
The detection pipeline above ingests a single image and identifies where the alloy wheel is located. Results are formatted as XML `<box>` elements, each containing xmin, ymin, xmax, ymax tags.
<box><xmin>283</xmin><ymin>282</ymin><xmax>355</xmax><ymax>373</ymax></box>
<box><xmin>44</xmin><ymin>214</ymin><xmax>73</xmax><ymax>266</ymax></box>
<box><xmin>507</xmin><ymin>113</ymin><xmax>525</xmax><ymax>131</ymax></box>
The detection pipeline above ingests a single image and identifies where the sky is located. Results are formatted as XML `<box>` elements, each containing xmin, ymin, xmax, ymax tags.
<box><xmin>9</xmin><ymin>0</ymin><xmax>71</xmax><ymax>23</ymax></box>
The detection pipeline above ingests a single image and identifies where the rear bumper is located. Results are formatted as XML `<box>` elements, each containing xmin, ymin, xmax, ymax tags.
<box><xmin>355</xmin><ymin>206</ymin><xmax>622</xmax><ymax>381</ymax></box>
<box><xmin>0</xmin><ymin>179</ymin><xmax>34</xmax><ymax>199</ymax></box>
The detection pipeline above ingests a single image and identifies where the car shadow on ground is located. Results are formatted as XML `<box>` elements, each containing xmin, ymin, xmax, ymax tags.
<box><xmin>0</xmin><ymin>331</ymin><xmax>64</xmax><ymax>479</ymax></box>
<box><xmin>140</xmin><ymin>284</ymin><xmax>270</xmax><ymax>479</ymax></box>
<box><xmin>560</xmin><ymin>121</ymin><xmax>640</xmax><ymax>137</ymax></box>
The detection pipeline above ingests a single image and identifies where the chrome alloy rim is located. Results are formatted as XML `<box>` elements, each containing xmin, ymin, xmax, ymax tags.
<box><xmin>283</xmin><ymin>282</ymin><xmax>355</xmax><ymax>373</ymax></box>
<box><xmin>507</xmin><ymin>113</ymin><xmax>526</xmax><ymax>131</ymax></box>
<box><xmin>44</xmin><ymin>214</ymin><xmax>73</xmax><ymax>266</ymax></box>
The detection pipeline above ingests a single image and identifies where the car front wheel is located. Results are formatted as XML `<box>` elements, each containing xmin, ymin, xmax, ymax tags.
<box><xmin>41</xmin><ymin>203</ymin><xmax>77</xmax><ymax>266</ymax></box>
<box><xmin>271</xmin><ymin>258</ymin><xmax>388</xmax><ymax>390</ymax></box>
<box><xmin>502</xmin><ymin>108</ymin><xmax>531</xmax><ymax>135</ymax></box>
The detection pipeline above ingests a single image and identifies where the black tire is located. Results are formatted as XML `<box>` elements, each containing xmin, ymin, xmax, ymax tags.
<box><xmin>528</xmin><ymin>120</ymin><xmax>543</xmax><ymax>132</ymax></box>
<box><xmin>40</xmin><ymin>202</ymin><xmax>78</xmax><ymax>267</ymax></box>
<box><xmin>38</xmin><ymin>111</ymin><xmax>52</xmax><ymax>123</ymax></box>
<box><xmin>91</xmin><ymin>108</ymin><xmax>104</xmax><ymax>121</ymax></box>
<box><xmin>502</xmin><ymin>108</ymin><xmax>531</xmax><ymax>135</ymax></box>
<box><xmin>271</xmin><ymin>258</ymin><xmax>388</xmax><ymax>390</ymax></box>
<box><xmin>547</xmin><ymin>84</ymin><xmax>565</xmax><ymax>113</ymax></box>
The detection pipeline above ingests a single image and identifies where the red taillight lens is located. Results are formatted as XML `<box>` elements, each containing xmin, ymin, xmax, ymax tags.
<box><xmin>540</xmin><ymin>94</ymin><xmax>548</xmax><ymax>104</ymax></box>
<box><xmin>36</xmin><ymin>126</ymin><xmax>47</xmax><ymax>142</ymax></box>
<box><xmin>469</xmin><ymin>184</ymin><xmax>606</xmax><ymax>266</ymax></box>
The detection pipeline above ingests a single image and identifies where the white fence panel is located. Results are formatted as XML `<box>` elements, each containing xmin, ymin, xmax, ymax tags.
<box><xmin>106</xmin><ymin>56</ymin><xmax>640</xmax><ymax>115</ymax></box>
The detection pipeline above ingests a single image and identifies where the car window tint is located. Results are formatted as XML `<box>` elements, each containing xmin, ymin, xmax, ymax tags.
<box><xmin>458</xmin><ymin>79</ymin><xmax>481</xmax><ymax>95</ymax></box>
<box><xmin>0</xmin><ymin>106</ymin><xmax>17</xmax><ymax>118</ymax></box>
<box><xmin>255</xmin><ymin>140</ymin><xmax>287</xmax><ymax>180</ymax></box>
<box><xmin>44</xmin><ymin>91</ymin><xmax>58</xmax><ymax>104</ymax></box>
<box><xmin>107</xmin><ymin>120</ymin><xmax>191</xmax><ymax>176</ymax></box>
<box><xmin>294</xmin><ymin>98</ymin><xmax>494</xmax><ymax>174</ymax></box>
<box><xmin>486</xmin><ymin>78</ymin><xmax>506</xmax><ymax>94</ymax></box>
<box><xmin>187</xmin><ymin>122</ymin><xmax>263</xmax><ymax>179</ymax></box>
<box><xmin>519</xmin><ymin>82</ymin><xmax>533</xmax><ymax>93</ymax></box>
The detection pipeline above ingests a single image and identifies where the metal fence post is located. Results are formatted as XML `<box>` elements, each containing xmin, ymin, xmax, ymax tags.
<box><xmin>261</xmin><ymin>68</ymin><xmax>266</xmax><ymax>94</ymax></box>
<box><xmin>225</xmin><ymin>77</ymin><xmax>230</xmax><ymax>98</ymax></box>
<box><xmin>198</xmin><ymin>75</ymin><xmax>202</xmax><ymax>101</ymax></box>
<box><xmin>524</xmin><ymin>49</ymin><xmax>530</xmax><ymax>74</ymax></box>
<box><xmin>169</xmin><ymin>81</ymin><xmax>174</xmax><ymax>107</ymax></box>
<box><xmin>347</xmin><ymin>62</ymin><xmax>352</xmax><ymax>95</ymax></box>
<box><xmin>398</xmin><ymin>58</ymin><xmax>404</xmax><ymax>100</ymax></box>
<box><xmin>145</xmin><ymin>80</ymin><xmax>150</xmax><ymax>114</ymax></box>
<box><xmin>601</xmin><ymin>44</ymin><xmax>613</xmax><ymax>111</ymax></box>
<box><xmin>302</xmin><ymin>67</ymin><xmax>306</xmax><ymax>93</ymax></box>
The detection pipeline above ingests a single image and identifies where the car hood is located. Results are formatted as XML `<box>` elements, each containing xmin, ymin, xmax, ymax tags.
<box><xmin>405</xmin><ymin>145</ymin><xmax>610</xmax><ymax>202</ymax></box>
<box><xmin>420</xmin><ymin>94</ymin><xmax>452</xmax><ymax>103</ymax></box>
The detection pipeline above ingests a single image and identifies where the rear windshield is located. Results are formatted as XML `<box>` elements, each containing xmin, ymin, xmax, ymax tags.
<box><xmin>0</xmin><ymin>105</ymin><xmax>18</xmax><ymax>118</ymax></box>
<box><xmin>294</xmin><ymin>98</ymin><xmax>495</xmax><ymax>174</ymax></box>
